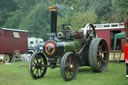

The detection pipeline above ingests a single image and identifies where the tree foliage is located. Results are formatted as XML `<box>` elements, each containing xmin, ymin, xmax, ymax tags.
<box><xmin>19</xmin><ymin>2</ymin><xmax>50</xmax><ymax>40</ymax></box>
<box><xmin>0</xmin><ymin>0</ymin><xmax>17</xmax><ymax>26</ymax></box>
<box><xmin>58</xmin><ymin>10</ymin><xmax>97</xmax><ymax>30</ymax></box>
<box><xmin>111</xmin><ymin>0</ymin><xmax>128</xmax><ymax>22</ymax></box>
<box><xmin>0</xmin><ymin>0</ymin><xmax>128</xmax><ymax>40</ymax></box>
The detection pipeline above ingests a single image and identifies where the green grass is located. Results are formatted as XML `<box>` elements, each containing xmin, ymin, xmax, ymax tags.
<box><xmin>0</xmin><ymin>62</ymin><xmax>128</xmax><ymax>85</ymax></box>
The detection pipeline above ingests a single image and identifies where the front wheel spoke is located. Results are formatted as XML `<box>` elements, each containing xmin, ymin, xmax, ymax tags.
<box><xmin>40</xmin><ymin>69</ymin><xmax>44</xmax><ymax>75</ymax></box>
<box><xmin>38</xmin><ymin>69</ymin><xmax>41</xmax><ymax>76</ymax></box>
<box><xmin>65</xmin><ymin>69</ymin><xmax>69</xmax><ymax>77</ymax></box>
<box><xmin>36</xmin><ymin>58</ymin><xmax>39</xmax><ymax>63</ymax></box>
<box><xmin>68</xmin><ymin>72</ymin><xmax>71</xmax><ymax>78</ymax></box>
<box><xmin>69</xmin><ymin>71</ymin><xmax>73</xmax><ymax>78</ymax></box>
<box><xmin>38</xmin><ymin>59</ymin><xmax>40</xmax><ymax>63</ymax></box>
<box><xmin>32</xmin><ymin>66</ymin><xmax>36</xmax><ymax>71</ymax></box>
<box><xmin>33</xmin><ymin>59</ymin><xmax>37</xmax><ymax>64</ymax></box>
<box><xmin>41</xmin><ymin>67</ymin><xmax>45</xmax><ymax>71</ymax></box>
<box><xmin>36</xmin><ymin>69</ymin><xmax>39</xmax><ymax>77</ymax></box>
<box><xmin>31</xmin><ymin>68</ymin><xmax>36</xmax><ymax>74</ymax></box>
<box><xmin>37</xmin><ymin>59</ymin><xmax>40</xmax><ymax>63</ymax></box>
<box><xmin>41</xmin><ymin>64</ymin><xmax>47</xmax><ymax>67</ymax></box>
<box><xmin>37</xmin><ymin>69</ymin><xmax>40</xmax><ymax>76</ymax></box>
<box><xmin>66</xmin><ymin>71</ymin><xmax>71</xmax><ymax>79</ymax></box>
<box><xmin>39</xmin><ymin>68</ymin><xmax>43</xmax><ymax>75</ymax></box>
<box><xmin>40</xmin><ymin>59</ymin><xmax>44</xmax><ymax>63</ymax></box>
<box><xmin>65</xmin><ymin>67</ymin><xmax>73</xmax><ymax>79</ymax></box>
<box><xmin>33</xmin><ymin>69</ymin><xmax>37</xmax><ymax>75</ymax></box>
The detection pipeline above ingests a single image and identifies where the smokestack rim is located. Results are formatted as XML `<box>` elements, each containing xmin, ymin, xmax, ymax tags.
<box><xmin>48</xmin><ymin>6</ymin><xmax>58</xmax><ymax>11</ymax></box>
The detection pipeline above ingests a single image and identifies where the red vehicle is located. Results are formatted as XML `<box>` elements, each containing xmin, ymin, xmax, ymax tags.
<box><xmin>0</xmin><ymin>28</ymin><xmax>28</xmax><ymax>63</ymax></box>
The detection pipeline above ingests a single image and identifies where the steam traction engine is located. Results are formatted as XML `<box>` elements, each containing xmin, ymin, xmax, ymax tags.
<box><xmin>29</xmin><ymin>6</ymin><xmax>109</xmax><ymax>81</ymax></box>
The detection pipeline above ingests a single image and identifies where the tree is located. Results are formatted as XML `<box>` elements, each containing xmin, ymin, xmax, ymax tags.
<box><xmin>18</xmin><ymin>1</ymin><xmax>50</xmax><ymax>40</ymax></box>
<box><xmin>89</xmin><ymin>0</ymin><xmax>112</xmax><ymax>23</ymax></box>
<box><xmin>3</xmin><ymin>0</ymin><xmax>50</xmax><ymax>40</ymax></box>
<box><xmin>2</xmin><ymin>0</ymin><xmax>128</xmax><ymax>41</ymax></box>
<box><xmin>0</xmin><ymin>0</ymin><xmax>17</xmax><ymax>26</ymax></box>
<box><xmin>70</xmin><ymin>10</ymin><xmax>97</xmax><ymax>30</ymax></box>
<box><xmin>111</xmin><ymin>0</ymin><xmax>128</xmax><ymax>22</ymax></box>
<box><xmin>56</xmin><ymin>0</ymin><xmax>97</xmax><ymax>30</ymax></box>
<box><xmin>58</xmin><ymin>10</ymin><xmax>97</xmax><ymax>30</ymax></box>
<box><xmin>3</xmin><ymin>0</ymin><xmax>42</xmax><ymax>29</ymax></box>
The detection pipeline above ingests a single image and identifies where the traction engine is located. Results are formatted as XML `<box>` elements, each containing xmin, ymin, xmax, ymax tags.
<box><xmin>29</xmin><ymin>6</ymin><xmax>109</xmax><ymax>81</ymax></box>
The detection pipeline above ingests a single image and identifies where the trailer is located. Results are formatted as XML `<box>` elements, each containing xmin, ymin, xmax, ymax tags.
<box><xmin>0</xmin><ymin>28</ymin><xmax>28</xmax><ymax>64</ymax></box>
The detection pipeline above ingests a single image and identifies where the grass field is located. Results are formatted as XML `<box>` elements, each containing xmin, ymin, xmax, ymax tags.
<box><xmin>0</xmin><ymin>62</ymin><xmax>128</xmax><ymax>85</ymax></box>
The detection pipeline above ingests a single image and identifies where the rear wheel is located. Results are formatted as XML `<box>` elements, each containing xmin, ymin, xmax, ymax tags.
<box><xmin>60</xmin><ymin>52</ymin><xmax>78</xmax><ymax>81</ymax></box>
<box><xmin>89</xmin><ymin>38</ymin><xmax>109</xmax><ymax>72</ymax></box>
<box><xmin>29</xmin><ymin>52</ymin><xmax>47</xmax><ymax>79</ymax></box>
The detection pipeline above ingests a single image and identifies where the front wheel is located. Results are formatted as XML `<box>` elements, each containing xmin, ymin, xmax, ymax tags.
<box><xmin>60</xmin><ymin>52</ymin><xmax>78</xmax><ymax>81</ymax></box>
<box><xmin>29</xmin><ymin>52</ymin><xmax>47</xmax><ymax>79</ymax></box>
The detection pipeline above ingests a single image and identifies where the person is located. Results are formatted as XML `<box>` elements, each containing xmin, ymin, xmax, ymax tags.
<box><xmin>126</xmin><ymin>60</ymin><xmax>128</xmax><ymax>78</ymax></box>
<box><xmin>124</xmin><ymin>39</ymin><xmax>128</xmax><ymax>78</ymax></box>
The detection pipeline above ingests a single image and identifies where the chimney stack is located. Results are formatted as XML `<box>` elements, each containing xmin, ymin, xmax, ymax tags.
<box><xmin>48</xmin><ymin>6</ymin><xmax>58</xmax><ymax>33</ymax></box>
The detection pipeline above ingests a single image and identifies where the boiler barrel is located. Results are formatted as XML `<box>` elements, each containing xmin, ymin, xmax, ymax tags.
<box><xmin>62</xmin><ymin>41</ymin><xmax>81</xmax><ymax>53</ymax></box>
<box><xmin>44</xmin><ymin>40</ymin><xmax>81</xmax><ymax>57</ymax></box>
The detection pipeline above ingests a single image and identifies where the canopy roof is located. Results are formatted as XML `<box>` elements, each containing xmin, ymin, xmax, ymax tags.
<box><xmin>113</xmin><ymin>32</ymin><xmax>125</xmax><ymax>61</ymax></box>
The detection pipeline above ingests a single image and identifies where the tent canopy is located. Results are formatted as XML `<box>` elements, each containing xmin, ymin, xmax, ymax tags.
<box><xmin>113</xmin><ymin>32</ymin><xmax>125</xmax><ymax>61</ymax></box>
